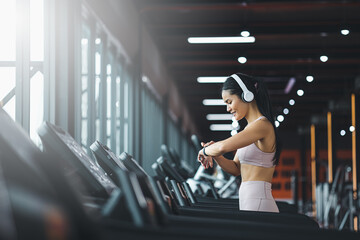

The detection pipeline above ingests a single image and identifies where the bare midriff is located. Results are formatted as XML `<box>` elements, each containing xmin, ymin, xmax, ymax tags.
<box><xmin>241</xmin><ymin>164</ymin><xmax>275</xmax><ymax>183</ymax></box>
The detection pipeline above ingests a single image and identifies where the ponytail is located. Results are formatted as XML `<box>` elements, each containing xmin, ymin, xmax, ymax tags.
<box><xmin>254</xmin><ymin>77</ymin><xmax>282</xmax><ymax>165</ymax></box>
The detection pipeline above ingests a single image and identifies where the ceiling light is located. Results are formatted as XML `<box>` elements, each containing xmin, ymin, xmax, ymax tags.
<box><xmin>95</xmin><ymin>38</ymin><xmax>101</xmax><ymax>44</ymax></box>
<box><xmin>341</xmin><ymin>29</ymin><xmax>350</xmax><ymax>36</ymax></box>
<box><xmin>206</xmin><ymin>114</ymin><xmax>232</xmax><ymax>120</ymax></box>
<box><xmin>349</xmin><ymin>126</ymin><xmax>355</xmax><ymax>132</ymax></box>
<box><xmin>231</xmin><ymin>130</ymin><xmax>238</xmax><ymax>136</ymax></box>
<box><xmin>289</xmin><ymin>99</ymin><xmax>295</xmax><ymax>105</ymax></box>
<box><xmin>188</xmin><ymin>36</ymin><xmax>255</xmax><ymax>44</ymax></box>
<box><xmin>275</xmin><ymin>121</ymin><xmax>280</xmax><ymax>128</ymax></box>
<box><xmin>283</xmin><ymin>108</ymin><xmax>289</xmax><ymax>115</ymax></box>
<box><xmin>142</xmin><ymin>75</ymin><xmax>149</xmax><ymax>83</ymax></box>
<box><xmin>340</xmin><ymin>130</ymin><xmax>346</xmax><ymax>136</ymax></box>
<box><xmin>306</xmin><ymin>75</ymin><xmax>314</xmax><ymax>82</ymax></box>
<box><xmin>320</xmin><ymin>55</ymin><xmax>328</xmax><ymax>62</ymax></box>
<box><xmin>297</xmin><ymin>89</ymin><xmax>304</xmax><ymax>96</ymax></box>
<box><xmin>203</xmin><ymin>99</ymin><xmax>226</xmax><ymax>106</ymax></box>
<box><xmin>320</xmin><ymin>32</ymin><xmax>328</xmax><ymax>37</ymax></box>
<box><xmin>241</xmin><ymin>31</ymin><xmax>250</xmax><ymax>37</ymax></box>
<box><xmin>284</xmin><ymin>77</ymin><xmax>296</xmax><ymax>94</ymax></box>
<box><xmin>238</xmin><ymin>57</ymin><xmax>247</xmax><ymax>64</ymax></box>
<box><xmin>197</xmin><ymin>77</ymin><xmax>227</xmax><ymax>83</ymax></box>
<box><xmin>277</xmin><ymin>115</ymin><xmax>284</xmax><ymax>122</ymax></box>
<box><xmin>210</xmin><ymin>124</ymin><xmax>233</xmax><ymax>131</ymax></box>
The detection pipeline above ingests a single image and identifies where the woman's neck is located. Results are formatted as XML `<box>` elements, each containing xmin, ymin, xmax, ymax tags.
<box><xmin>244</xmin><ymin>101</ymin><xmax>263</xmax><ymax>124</ymax></box>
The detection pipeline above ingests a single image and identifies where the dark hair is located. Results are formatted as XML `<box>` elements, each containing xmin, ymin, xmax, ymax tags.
<box><xmin>222</xmin><ymin>73</ymin><xmax>281</xmax><ymax>165</ymax></box>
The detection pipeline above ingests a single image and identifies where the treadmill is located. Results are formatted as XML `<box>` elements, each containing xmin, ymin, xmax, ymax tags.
<box><xmin>89</xmin><ymin>140</ymin><xmax>360</xmax><ymax>240</ymax></box>
<box><xmin>38</xmin><ymin>121</ymin><xmax>304</xmax><ymax>240</ymax></box>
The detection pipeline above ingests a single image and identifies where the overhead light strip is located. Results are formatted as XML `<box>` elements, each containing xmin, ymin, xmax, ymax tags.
<box><xmin>210</xmin><ymin>124</ymin><xmax>233</xmax><ymax>131</ymax></box>
<box><xmin>206</xmin><ymin>114</ymin><xmax>232</xmax><ymax>120</ymax></box>
<box><xmin>284</xmin><ymin>77</ymin><xmax>296</xmax><ymax>94</ymax></box>
<box><xmin>203</xmin><ymin>99</ymin><xmax>226</xmax><ymax>106</ymax></box>
<box><xmin>197</xmin><ymin>77</ymin><xmax>227</xmax><ymax>83</ymax></box>
<box><xmin>188</xmin><ymin>36</ymin><xmax>255</xmax><ymax>44</ymax></box>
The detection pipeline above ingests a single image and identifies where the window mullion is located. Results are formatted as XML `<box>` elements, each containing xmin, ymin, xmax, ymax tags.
<box><xmin>99</xmin><ymin>33</ymin><xmax>107</xmax><ymax>144</ymax></box>
<box><xmin>87</xmin><ymin>17</ymin><xmax>96</xmax><ymax>150</ymax></box>
<box><xmin>110</xmin><ymin>53</ymin><xmax>116</xmax><ymax>151</ymax></box>
<box><xmin>16</xmin><ymin>0</ymin><xmax>31</xmax><ymax>132</ymax></box>
<box><xmin>43</xmin><ymin>0</ymin><xmax>56</xmax><ymax>123</ymax></box>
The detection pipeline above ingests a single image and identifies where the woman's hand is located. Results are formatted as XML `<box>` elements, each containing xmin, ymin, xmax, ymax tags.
<box><xmin>197</xmin><ymin>149</ymin><xmax>214</xmax><ymax>169</ymax></box>
<box><xmin>197</xmin><ymin>140</ymin><xmax>215</xmax><ymax>168</ymax></box>
<box><xmin>201</xmin><ymin>140</ymin><xmax>215</xmax><ymax>148</ymax></box>
<box><xmin>202</xmin><ymin>156</ymin><xmax>213</xmax><ymax>169</ymax></box>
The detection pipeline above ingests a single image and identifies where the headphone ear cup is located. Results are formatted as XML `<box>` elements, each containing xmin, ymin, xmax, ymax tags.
<box><xmin>242</xmin><ymin>91</ymin><xmax>254</xmax><ymax>103</ymax></box>
<box><xmin>241</xmin><ymin>92</ymin><xmax>247</xmax><ymax>102</ymax></box>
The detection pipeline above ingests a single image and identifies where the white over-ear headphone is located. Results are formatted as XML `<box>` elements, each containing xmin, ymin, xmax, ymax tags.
<box><xmin>231</xmin><ymin>74</ymin><xmax>254</xmax><ymax>103</ymax></box>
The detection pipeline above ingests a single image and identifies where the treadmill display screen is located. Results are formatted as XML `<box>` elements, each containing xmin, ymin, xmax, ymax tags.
<box><xmin>40</xmin><ymin>122</ymin><xmax>117</xmax><ymax>197</ymax></box>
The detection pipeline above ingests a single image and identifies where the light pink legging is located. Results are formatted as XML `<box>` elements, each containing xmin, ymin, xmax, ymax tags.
<box><xmin>239</xmin><ymin>181</ymin><xmax>279</xmax><ymax>213</ymax></box>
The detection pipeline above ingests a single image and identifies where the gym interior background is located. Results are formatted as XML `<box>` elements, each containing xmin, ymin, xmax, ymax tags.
<box><xmin>0</xmin><ymin>0</ymin><xmax>360</xmax><ymax>236</ymax></box>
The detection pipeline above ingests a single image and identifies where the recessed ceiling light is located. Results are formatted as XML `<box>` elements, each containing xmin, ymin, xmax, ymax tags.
<box><xmin>238</xmin><ymin>57</ymin><xmax>247</xmax><ymax>64</ymax></box>
<box><xmin>340</xmin><ymin>130</ymin><xmax>346</xmax><ymax>136</ymax></box>
<box><xmin>275</xmin><ymin>121</ymin><xmax>280</xmax><ymax>128</ymax></box>
<box><xmin>283</xmin><ymin>108</ymin><xmax>289</xmax><ymax>115</ymax></box>
<box><xmin>349</xmin><ymin>126</ymin><xmax>355</xmax><ymax>132</ymax></box>
<box><xmin>241</xmin><ymin>31</ymin><xmax>250</xmax><ymax>37</ymax></box>
<box><xmin>297</xmin><ymin>89</ymin><xmax>304</xmax><ymax>96</ymax></box>
<box><xmin>341</xmin><ymin>29</ymin><xmax>350</xmax><ymax>36</ymax></box>
<box><xmin>277</xmin><ymin>115</ymin><xmax>284</xmax><ymax>122</ymax></box>
<box><xmin>289</xmin><ymin>99</ymin><xmax>295</xmax><ymax>105</ymax></box>
<box><xmin>203</xmin><ymin>99</ymin><xmax>226</xmax><ymax>106</ymax></box>
<box><xmin>197</xmin><ymin>77</ymin><xmax>227</xmax><ymax>83</ymax></box>
<box><xmin>95</xmin><ymin>38</ymin><xmax>101</xmax><ymax>44</ymax></box>
<box><xmin>306</xmin><ymin>75</ymin><xmax>314</xmax><ymax>82</ymax></box>
<box><xmin>231</xmin><ymin>130</ymin><xmax>238</xmax><ymax>136</ymax></box>
<box><xmin>320</xmin><ymin>55</ymin><xmax>328</xmax><ymax>62</ymax></box>
<box><xmin>188</xmin><ymin>36</ymin><xmax>255</xmax><ymax>44</ymax></box>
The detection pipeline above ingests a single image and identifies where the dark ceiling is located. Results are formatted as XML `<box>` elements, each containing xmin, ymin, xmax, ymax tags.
<box><xmin>134</xmin><ymin>0</ymin><xmax>360</xmax><ymax>141</ymax></box>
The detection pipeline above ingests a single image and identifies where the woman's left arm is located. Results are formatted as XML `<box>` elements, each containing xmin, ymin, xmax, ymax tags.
<box><xmin>202</xmin><ymin>119</ymin><xmax>271</xmax><ymax>157</ymax></box>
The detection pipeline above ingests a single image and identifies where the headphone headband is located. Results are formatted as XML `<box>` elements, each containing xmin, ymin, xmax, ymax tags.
<box><xmin>230</xmin><ymin>74</ymin><xmax>254</xmax><ymax>102</ymax></box>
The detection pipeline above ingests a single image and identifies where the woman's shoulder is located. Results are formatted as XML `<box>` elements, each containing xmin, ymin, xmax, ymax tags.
<box><xmin>248</xmin><ymin>116</ymin><xmax>272</xmax><ymax>128</ymax></box>
<box><xmin>245</xmin><ymin>116</ymin><xmax>274</xmax><ymax>135</ymax></box>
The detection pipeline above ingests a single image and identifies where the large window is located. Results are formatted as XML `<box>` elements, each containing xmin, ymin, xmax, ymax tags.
<box><xmin>141</xmin><ymin>86</ymin><xmax>164</xmax><ymax>174</ymax></box>
<box><xmin>0</xmin><ymin>0</ymin><xmax>44</xmax><ymax>146</ymax></box>
<box><xmin>0</xmin><ymin>0</ymin><xmax>16</xmax><ymax>119</ymax></box>
<box><xmin>78</xmin><ymin>12</ymin><xmax>127</xmax><ymax>155</ymax></box>
<box><xmin>1</xmin><ymin>0</ymin><xmax>198</xmax><ymax>172</ymax></box>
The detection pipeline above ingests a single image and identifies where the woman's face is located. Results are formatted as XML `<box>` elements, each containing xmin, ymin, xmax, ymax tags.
<box><xmin>222</xmin><ymin>90</ymin><xmax>248</xmax><ymax>121</ymax></box>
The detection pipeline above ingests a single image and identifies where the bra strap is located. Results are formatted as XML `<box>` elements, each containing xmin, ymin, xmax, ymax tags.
<box><xmin>254</xmin><ymin>116</ymin><xmax>266</xmax><ymax>122</ymax></box>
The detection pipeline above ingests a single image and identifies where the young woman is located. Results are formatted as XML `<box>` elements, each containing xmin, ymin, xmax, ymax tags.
<box><xmin>197</xmin><ymin>73</ymin><xmax>281</xmax><ymax>213</ymax></box>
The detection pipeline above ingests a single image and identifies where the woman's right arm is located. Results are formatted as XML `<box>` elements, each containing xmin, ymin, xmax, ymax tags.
<box><xmin>213</xmin><ymin>153</ymin><xmax>240</xmax><ymax>176</ymax></box>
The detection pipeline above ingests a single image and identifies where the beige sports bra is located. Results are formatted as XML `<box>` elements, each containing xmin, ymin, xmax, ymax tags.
<box><xmin>236</xmin><ymin>116</ymin><xmax>275</xmax><ymax>168</ymax></box>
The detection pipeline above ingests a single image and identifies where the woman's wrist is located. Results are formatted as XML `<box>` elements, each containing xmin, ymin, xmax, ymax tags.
<box><xmin>203</xmin><ymin>147</ymin><xmax>209</xmax><ymax>156</ymax></box>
